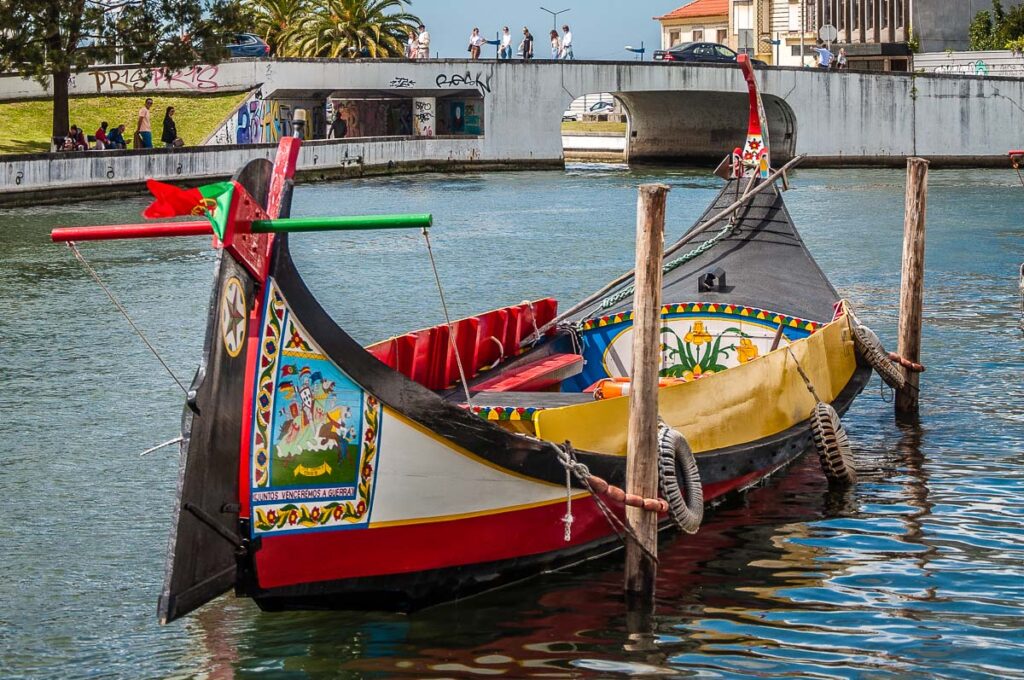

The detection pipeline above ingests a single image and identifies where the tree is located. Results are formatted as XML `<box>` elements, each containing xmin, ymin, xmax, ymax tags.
<box><xmin>0</xmin><ymin>0</ymin><xmax>245</xmax><ymax>139</ymax></box>
<box><xmin>969</xmin><ymin>0</ymin><xmax>1024</xmax><ymax>50</ymax></box>
<box><xmin>245</xmin><ymin>0</ymin><xmax>309</xmax><ymax>56</ymax></box>
<box><xmin>288</xmin><ymin>0</ymin><xmax>419</xmax><ymax>58</ymax></box>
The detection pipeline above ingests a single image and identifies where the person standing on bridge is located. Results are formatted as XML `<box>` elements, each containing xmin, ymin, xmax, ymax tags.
<box><xmin>549</xmin><ymin>30</ymin><xmax>561</xmax><ymax>59</ymax></box>
<box><xmin>416</xmin><ymin>24</ymin><xmax>430</xmax><ymax>59</ymax></box>
<box><xmin>405</xmin><ymin>27</ymin><xmax>418</xmax><ymax>59</ymax></box>
<box><xmin>837</xmin><ymin>47</ymin><xmax>848</xmax><ymax>70</ymax></box>
<box><xmin>500</xmin><ymin>27</ymin><xmax>513</xmax><ymax>59</ymax></box>
<box><xmin>468</xmin><ymin>28</ymin><xmax>485</xmax><ymax>59</ymax></box>
<box><xmin>521</xmin><ymin>27</ymin><xmax>534</xmax><ymax>60</ymax></box>
<box><xmin>811</xmin><ymin>41</ymin><xmax>834</xmax><ymax>69</ymax></box>
<box><xmin>560</xmin><ymin>25</ymin><xmax>574</xmax><ymax>60</ymax></box>
<box><xmin>135</xmin><ymin>97</ymin><xmax>154</xmax><ymax>149</ymax></box>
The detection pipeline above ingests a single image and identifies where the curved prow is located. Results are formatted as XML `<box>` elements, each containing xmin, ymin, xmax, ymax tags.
<box><xmin>731</xmin><ymin>54</ymin><xmax>771</xmax><ymax>180</ymax></box>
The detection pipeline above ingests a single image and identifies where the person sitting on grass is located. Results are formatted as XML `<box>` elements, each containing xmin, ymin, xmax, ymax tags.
<box><xmin>67</xmin><ymin>125</ymin><xmax>87</xmax><ymax>151</ymax></box>
<box><xmin>94</xmin><ymin>122</ymin><xmax>110</xmax><ymax>150</ymax></box>
<box><xmin>106</xmin><ymin>124</ymin><xmax>127</xmax><ymax>149</ymax></box>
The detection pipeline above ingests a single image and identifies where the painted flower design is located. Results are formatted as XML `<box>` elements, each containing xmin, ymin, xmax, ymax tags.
<box><xmin>356</xmin><ymin>500</ymin><xmax>366</xmax><ymax>516</ymax></box>
<box><xmin>684</xmin><ymin>322</ymin><xmax>712</xmax><ymax>345</ymax></box>
<box><xmin>362</xmin><ymin>462</ymin><xmax>373</xmax><ymax>479</ymax></box>
<box><xmin>364</xmin><ymin>427</ymin><xmax>375</xmax><ymax>442</ymax></box>
<box><xmin>737</xmin><ymin>337</ymin><xmax>759</xmax><ymax>364</ymax></box>
<box><xmin>311</xmin><ymin>507</ymin><xmax>321</xmax><ymax>521</ymax></box>
<box><xmin>266</xmin><ymin>509</ymin><xmax>278</xmax><ymax>524</ymax></box>
<box><xmin>333</xmin><ymin>506</ymin><xmax>344</xmax><ymax>520</ymax></box>
<box><xmin>288</xmin><ymin>510</ymin><xmax>298</xmax><ymax>525</ymax></box>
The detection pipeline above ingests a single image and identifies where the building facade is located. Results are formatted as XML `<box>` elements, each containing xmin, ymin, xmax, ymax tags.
<box><xmin>655</xmin><ymin>0</ymin><xmax>729</xmax><ymax>49</ymax></box>
<box><xmin>656</xmin><ymin>0</ymin><xmax>1022</xmax><ymax>70</ymax></box>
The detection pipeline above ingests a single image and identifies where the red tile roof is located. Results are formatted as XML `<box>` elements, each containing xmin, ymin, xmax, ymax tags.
<box><xmin>654</xmin><ymin>0</ymin><xmax>729</xmax><ymax>21</ymax></box>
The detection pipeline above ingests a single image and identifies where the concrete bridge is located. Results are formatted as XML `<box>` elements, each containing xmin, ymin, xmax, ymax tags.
<box><xmin>236</xmin><ymin>58</ymin><xmax>1022</xmax><ymax>166</ymax></box>
<box><xmin>3</xmin><ymin>58</ymin><xmax>1022</xmax><ymax>178</ymax></box>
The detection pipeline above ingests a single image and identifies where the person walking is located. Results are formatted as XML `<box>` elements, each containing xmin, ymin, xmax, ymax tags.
<box><xmin>468</xmin><ymin>27</ymin><xmax>485</xmax><ymax>59</ymax></box>
<box><xmin>160</xmin><ymin>106</ymin><xmax>178</xmax><ymax>148</ymax></box>
<box><xmin>810</xmin><ymin>40</ymin><xmax>834</xmax><ymax>69</ymax></box>
<box><xmin>560</xmin><ymin>24</ymin><xmax>574</xmax><ymax>60</ymax></box>
<box><xmin>135</xmin><ymin>97</ymin><xmax>154</xmax><ymax>148</ymax></box>
<box><xmin>520</xmin><ymin>27</ymin><xmax>534</xmax><ymax>60</ymax></box>
<box><xmin>416</xmin><ymin>24</ymin><xmax>430</xmax><ymax>59</ymax></box>
<box><xmin>549</xmin><ymin>29</ymin><xmax>561</xmax><ymax>59</ymax></box>
<box><xmin>499</xmin><ymin>26</ymin><xmax>512</xmax><ymax>59</ymax></box>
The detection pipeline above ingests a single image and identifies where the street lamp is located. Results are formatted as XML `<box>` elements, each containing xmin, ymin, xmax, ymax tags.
<box><xmin>624</xmin><ymin>42</ymin><xmax>645</xmax><ymax>60</ymax></box>
<box><xmin>539</xmin><ymin>6</ymin><xmax>571</xmax><ymax>32</ymax></box>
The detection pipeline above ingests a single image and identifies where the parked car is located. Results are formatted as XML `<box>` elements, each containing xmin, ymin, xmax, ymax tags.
<box><xmin>562</xmin><ymin>109</ymin><xmax>580</xmax><ymax>122</ymax></box>
<box><xmin>589</xmin><ymin>100</ymin><xmax>616</xmax><ymax>114</ymax></box>
<box><xmin>653</xmin><ymin>42</ymin><xmax>767</xmax><ymax>67</ymax></box>
<box><xmin>227</xmin><ymin>33</ymin><xmax>270</xmax><ymax>58</ymax></box>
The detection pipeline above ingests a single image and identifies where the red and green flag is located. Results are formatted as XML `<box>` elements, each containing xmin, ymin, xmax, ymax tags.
<box><xmin>143</xmin><ymin>179</ymin><xmax>235</xmax><ymax>239</ymax></box>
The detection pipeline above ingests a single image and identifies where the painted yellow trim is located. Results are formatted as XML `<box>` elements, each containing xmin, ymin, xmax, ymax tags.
<box><xmin>384</xmin><ymin>407</ymin><xmax>563</xmax><ymax>488</ymax></box>
<box><xmin>534</xmin><ymin>312</ymin><xmax>857</xmax><ymax>455</ymax></box>
<box><xmin>369</xmin><ymin>493</ymin><xmax>589</xmax><ymax>529</ymax></box>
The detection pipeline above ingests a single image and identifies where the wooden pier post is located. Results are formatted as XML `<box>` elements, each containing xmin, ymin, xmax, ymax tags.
<box><xmin>896</xmin><ymin>157</ymin><xmax>929</xmax><ymax>418</ymax></box>
<box><xmin>624</xmin><ymin>183</ymin><xmax>670</xmax><ymax>604</ymax></box>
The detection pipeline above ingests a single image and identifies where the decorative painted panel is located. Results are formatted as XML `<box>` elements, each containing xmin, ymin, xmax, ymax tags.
<box><xmin>249</xmin><ymin>281</ymin><xmax>382</xmax><ymax>536</ymax></box>
<box><xmin>568</xmin><ymin>302</ymin><xmax>821</xmax><ymax>389</ymax></box>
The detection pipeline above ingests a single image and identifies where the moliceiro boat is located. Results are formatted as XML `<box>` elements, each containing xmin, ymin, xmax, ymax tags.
<box><xmin>53</xmin><ymin>57</ymin><xmax>894</xmax><ymax>624</ymax></box>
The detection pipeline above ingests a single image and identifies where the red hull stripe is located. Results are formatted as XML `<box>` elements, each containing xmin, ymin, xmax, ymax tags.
<box><xmin>254</xmin><ymin>464</ymin><xmax>775</xmax><ymax>590</ymax></box>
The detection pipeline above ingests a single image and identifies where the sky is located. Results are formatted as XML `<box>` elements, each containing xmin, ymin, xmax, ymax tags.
<box><xmin>413</xmin><ymin>0</ymin><xmax>686</xmax><ymax>60</ymax></box>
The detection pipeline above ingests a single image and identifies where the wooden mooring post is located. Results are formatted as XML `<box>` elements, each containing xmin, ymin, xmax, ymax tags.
<box><xmin>896</xmin><ymin>157</ymin><xmax>929</xmax><ymax>418</ymax></box>
<box><xmin>624</xmin><ymin>183</ymin><xmax>670</xmax><ymax>605</ymax></box>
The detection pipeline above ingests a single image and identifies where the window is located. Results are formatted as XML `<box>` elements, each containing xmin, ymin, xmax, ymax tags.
<box><xmin>716</xmin><ymin>45</ymin><xmax>737</xmax><ymax>58</ymax></box>
<box><xmin>738</xmin><ymin>28</ymin><xmax>755</xmax><ymax>55</ymax></box>
<box><xmin>692</xmin><ymin>29</ymin><xmax>704</xmax><ymax>42</ymax></box>
<box><xmin>788</xmin><ymin>1</ymin><xmax>802</xmax><ymax>32</ymax></box>
<box><xmin>669</xmin><ymin>29</ymin><xmax>680</xmax><ymax>46</ymax></box>
<box><xmin>717</xmin><ymin>28</ymin><xmax>728</xmax><ymax>43</ymax></box>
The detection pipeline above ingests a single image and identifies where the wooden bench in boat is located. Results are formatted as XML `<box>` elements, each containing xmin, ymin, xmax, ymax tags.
<box><xmin>366</xmin><ymin>298</ymin><xmax>559</xmax><ymax>391</ymax></box>
<box><xmin>472</xmin><ymin>353</ymin><xmax>583</xmax><ymax>392</ymax></box>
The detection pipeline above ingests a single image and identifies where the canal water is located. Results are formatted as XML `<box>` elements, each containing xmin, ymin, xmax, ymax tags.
<box><xmin>1</xmin><ymin>166</ymin><xmax>1022</xmax><ymax>679</ymax></box>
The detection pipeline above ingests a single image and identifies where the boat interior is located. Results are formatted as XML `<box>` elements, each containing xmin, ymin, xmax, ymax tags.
<box><xmin>365</xmin><ymin>296</ymin><xmax>830</xmax><ymax>436</ymax></box>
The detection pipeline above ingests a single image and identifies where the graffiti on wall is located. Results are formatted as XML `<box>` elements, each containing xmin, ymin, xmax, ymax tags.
<box><xmin>413</xmin><ymin>98</ymin><xmax>435</xmax><ymax>137</ymax></box>
<box><xmin>90</xmin><ymin>65</ymin><xmax>221</xmax><ymax>93</ymax></box>
<box><xmin>236</xmin><ymin>99</ymin><xmax>290</xmax><ymax>144</ymax></box>
<box><xmin>435</xmin><ymin>71</ymin><xmax>492</xmax><ymax>95</ymax></box>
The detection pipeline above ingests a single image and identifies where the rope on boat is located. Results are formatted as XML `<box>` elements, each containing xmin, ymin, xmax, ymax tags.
<box><xmin>66</xmin><ymin>242</ymin><xmax>188</xmax><ymax>395</ymax></box>
<box><xmin>421</xmin><ymin>228</ymin><xmax>473</xmax><ymax>406</ymax></box>
<box><xmin>139</xmin><ymin>436</ymin><xmax>184</xmax><ymax>457</ymax></box>
<box><xmin>555</xmin><ymin>442</ymin><xmax>660</xmax><ymax>564</ymax></box>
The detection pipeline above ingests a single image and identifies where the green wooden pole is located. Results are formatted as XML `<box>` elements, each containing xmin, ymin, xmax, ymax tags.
<box><xmin>251</xmin><ymin>213</ymin><xmax>432</xmax><ymax>233</ymax></box>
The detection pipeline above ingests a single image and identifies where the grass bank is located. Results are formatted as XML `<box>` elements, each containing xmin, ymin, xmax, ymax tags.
<box><xmin>0</xmin><ymin>92</ymin><xmax>249</xmax><ymax>154</ymax></box>
<box><xmin>561</xmin><ymin>121</ymin><xmax>627</xmax><ymax>135</ymax></box>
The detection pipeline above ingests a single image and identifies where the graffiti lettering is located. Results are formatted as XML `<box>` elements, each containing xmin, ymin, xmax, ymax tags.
<box><xmin>389</xmin><ymin>77</ymin><xmax>416</xmax><ymax>88</ymax></box>
<box><xmin>435</xmin><ymin>71</ymin><xmax>491</xmax><ymax>94</ymax></box>
<box><xmin>90</xmin><ymin>65</ymin><xmax>221</xmax><ymax>93</ymax></box>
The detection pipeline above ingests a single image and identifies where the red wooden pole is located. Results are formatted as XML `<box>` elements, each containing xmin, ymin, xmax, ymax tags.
<box><xmin>50</xmin><ymin>221</ymin><xmax>211</xmax><ymax>242</ymax></box>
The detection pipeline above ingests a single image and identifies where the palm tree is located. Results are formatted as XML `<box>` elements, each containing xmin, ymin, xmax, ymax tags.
<box><xmin>289</xmin><ymin>0</ymin><xmax>420</xmax><ymax>59</ymax></box>
<box><xmin>244</xmin><ymin>0</ymin><xmax>309</xmax><ymax>56</ymax></box>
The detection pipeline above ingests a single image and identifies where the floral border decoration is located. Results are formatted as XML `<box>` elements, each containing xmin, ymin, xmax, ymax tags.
<box><xmin>578</xmin><ymin>302</ymin><xmax>822</xmax><ymax>334</ymax></box>
<box><xmin>252</xmin><ymin>283</ymin><xmax>286</xmax><ymax>489</ymax></box>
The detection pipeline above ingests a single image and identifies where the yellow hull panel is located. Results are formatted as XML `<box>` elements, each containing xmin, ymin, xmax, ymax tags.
<box><xmin>534</xmin><ymin>312</ymin><xmax>857</xmax><ymax>455</ymax></box>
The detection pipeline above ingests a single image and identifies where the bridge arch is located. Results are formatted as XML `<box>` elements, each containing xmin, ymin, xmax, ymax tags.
<box><xmin>615</xmin><ymin>90</ymin><xmax>797</xmax><ymax>165</ymax></box>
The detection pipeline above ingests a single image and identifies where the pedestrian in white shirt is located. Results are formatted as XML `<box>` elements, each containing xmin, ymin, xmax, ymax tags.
<box><xmin>468</xmin><ymin>27</ymin><xmax>485</xmax><ymax>59</ymax></box>
<box><xmin>416</xmin><ymin>24</ymin><xmax>430</xmax><ymax>59</ymax></box>
<box><xmin>561</xmin><ymin>24</ymin><xmax>574</xmax><ymax>60</ymax></box>
<box><xmin>500</xmin><ymin>26</ymin><xmax>512</xmax><ymax>59</ymax></box>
